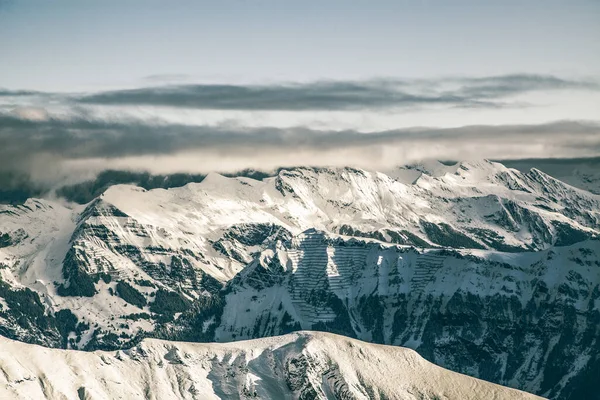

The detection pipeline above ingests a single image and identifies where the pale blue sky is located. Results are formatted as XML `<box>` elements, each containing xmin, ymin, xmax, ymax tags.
<box><xmin>1</xmin><ymin>0</ymin><xmax>599</xmax><ymax>91</ymax></box>
<box><xmin>0</xmin><ymin>1</ymin><xmax>600</xmax><ymax>185</ymax></box>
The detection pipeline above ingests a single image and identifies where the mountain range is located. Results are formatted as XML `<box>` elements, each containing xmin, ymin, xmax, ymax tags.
<box><xmin>1</xmin><ymin>160</ymin><xmax>598</xmax><ymax>399</ymax></box>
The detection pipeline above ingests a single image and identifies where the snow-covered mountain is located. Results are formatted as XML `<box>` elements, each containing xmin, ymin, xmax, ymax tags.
<box><xmin>0</xmin><ymin>331</ymin><xmax>542</xmax><ymax>400</ymax></box>
<box><xmin>0</xmin><ymin>160</ymin><xmax>598</xmax><ymax>399</ymax></box>
<box><xmin>219</xmin><ymin>231</ymin><xmax>599</xmax><ymax>399</ymax></box>
<box><xmin>502</xmin><ymin>157</ymin><xmax>600</xmax><ymax>195</ymax></box>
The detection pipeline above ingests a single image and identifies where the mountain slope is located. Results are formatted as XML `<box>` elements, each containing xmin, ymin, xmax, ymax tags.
<box><xmin>0</xmin><ymin>331</ymin><xmax>541</xmax><ymax>400</ymax></box>
<box><xmin>0</xmin><ymin>160</ymin><xmax>598</xmax><ymax>398</ymax></box>
<box><xmin>219</xmin><ymin>231</ymin><xmax>600</xmax><ymax>399</ymax></box>
<box><xmin>502</xmin><ymin>157</ymin><xmax>600</xmax><ymax>195</ymax></box>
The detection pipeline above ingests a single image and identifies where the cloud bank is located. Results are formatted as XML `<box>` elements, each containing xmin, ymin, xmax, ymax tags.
<box><xmin>76</xmin><ymin>74</ymin><xmax>598</xmax><ymax>111</ymax></box>
<box><xmin>1</xmin><ymin>73</ymin><xmax>599</xmax><ymax>199</ymax></box>
<box><xmin>2</xmin><ymin>74</ymin><xmax>597</xmax><ymax>113</ymax></box>
<box><xmin>1</xmin><ymin>110</ymin><xmax>599</xmax><ymax>188</ymax></box>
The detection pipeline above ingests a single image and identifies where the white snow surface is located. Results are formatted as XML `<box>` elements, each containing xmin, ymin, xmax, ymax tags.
<box><xmin>0</xmin><ymin>160</ymin><xmax>597</xmax><ymax>398</ymax></box>
<box><xmin>0</xmin><ymin>160</ymin><xmax>598</xmax><ymax>347</ymax></box>
<box><xmin>0</xmin><ymin>331</ymin><xmax>541</xmax><ymax>400</ymax></box>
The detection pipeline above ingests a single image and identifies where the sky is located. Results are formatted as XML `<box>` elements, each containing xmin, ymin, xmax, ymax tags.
<box><xmin>0</xmin><ymin>0</ymin><xmax>599</xmax><ymax>188</ymax></box>
<box><xmin>1</xmin><ymin>0</ymin><xmax>599</xmax><ymax>90</ymax></box>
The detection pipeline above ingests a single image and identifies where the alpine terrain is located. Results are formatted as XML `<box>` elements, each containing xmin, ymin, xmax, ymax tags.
<box><xmin>0</xmin><ymin>331</ymin><xmax>541</xmax><ymax>399</ymax></box>
<box><xmin>0</xmin><ymin>160</ymin><xmax>598</xmax><ymax>399</ymax></box>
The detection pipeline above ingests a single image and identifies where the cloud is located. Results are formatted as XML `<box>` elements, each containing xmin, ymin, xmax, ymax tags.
<box><xmin>453</xmin><ymin>74</ymin><xmax>597</xmax><ymax>98</ymax></box>
<box><xmin>75</xmin><ymin>74</ymin><xmax>599</xmax><ymax>111</ymax></box>
<box><xmin>10</xmin><ymin>106</ymin><xmax>50</xmax><ymax>121</ymax></box>
<box><xmin>1</xmin><ymin>73</ymin><xmax>599</xmax><ymax>194</ymax></box>
<box><xmin>142</xmin><ymin>74</ymin><xmax>193</xmax><ymax>83</ymax></box>
<box><xmin>0</xmin><ymin>89</ymin><xmax>42</xmax><ymax>97</ymax></box>
<box><xmin>77</xmin><ymin>81</ymin><xmax>463</xmax><ymax>111</ymax></box>
<box><xmin>1</xmin><ymin>109</ymin><xmax>599</xmax><ymax>190</ymax></box>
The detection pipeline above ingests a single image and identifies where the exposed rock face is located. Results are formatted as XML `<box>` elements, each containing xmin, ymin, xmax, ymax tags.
<box><xmin>219</xmin><ymin>230</ymin><xmax>600</xmax><ymax>399</ymax></box>
<box><xmin>0</xmin><ymin>160</ymin><xmax>598</xmax><ymax>398</ymax></box>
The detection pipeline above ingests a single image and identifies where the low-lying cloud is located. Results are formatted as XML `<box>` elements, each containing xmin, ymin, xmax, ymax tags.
<box><xmin>1</xmin><ymin>73</ymin><xmax>599</xmax><ymax>199</ymax></box>
<box><xmin>1</xmin><ymin>110</ymin><xmax>599</xmax><ymax>191</ymax></box>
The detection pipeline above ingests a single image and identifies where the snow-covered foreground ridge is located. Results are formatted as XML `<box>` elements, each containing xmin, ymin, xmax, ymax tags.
<box><xmin>0</xmin><ymin>160</ymin><xmax>599</xmax><ymax>399</ymax></box>
<box><xmin>0</xmin><ymin>331</ymin><xmax>541</xmax><ymax>400</ymax></box>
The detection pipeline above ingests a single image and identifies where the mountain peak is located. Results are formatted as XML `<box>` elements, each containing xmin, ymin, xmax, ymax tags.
<box><xmin>0</xmin><ymin>332</ymin><xmax>541</xmax><ymax>400</ymax></box>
